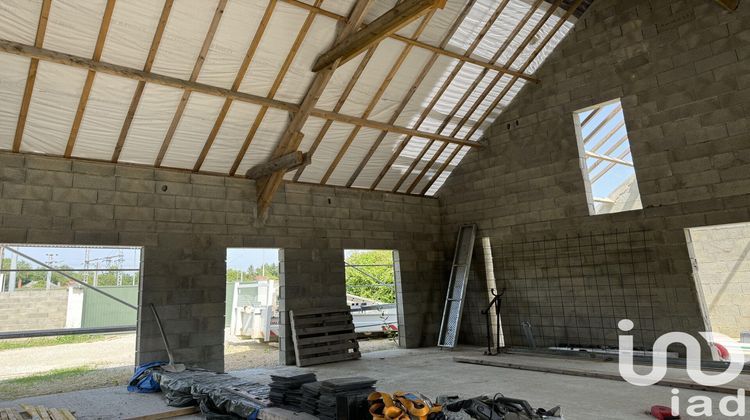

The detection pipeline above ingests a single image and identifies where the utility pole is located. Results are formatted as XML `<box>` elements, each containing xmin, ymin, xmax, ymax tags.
<box><xmin>45</xmin><ymin>253</ymin><xmax>58</xmax><ymax>289</ymax></box>
<box><xmin>9</xmin><ymin>252</ymin><xmax>17</xmax><ymax>292</ymax></box>
<box><xmin>0</xmin><ymin>246</ymin><xmax>5</xmax><ymax>292</ymax></box>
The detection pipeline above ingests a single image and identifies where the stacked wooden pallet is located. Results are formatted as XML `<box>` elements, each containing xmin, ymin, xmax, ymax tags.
<box><xmin>0</xmin><ymin>405</ymin><xmax>76</xmax><ymax>420</ymax></box>
<box><xmin>290</xmin><ymin>306</ymin><xmax>361</xmax><ymax>367</ymax></box>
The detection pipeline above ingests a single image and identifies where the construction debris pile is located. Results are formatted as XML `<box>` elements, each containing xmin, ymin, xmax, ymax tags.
<box><xmin>269</xmin><ymin>371</ymin><xmax>317</xmax><ymax>406</ymax></box>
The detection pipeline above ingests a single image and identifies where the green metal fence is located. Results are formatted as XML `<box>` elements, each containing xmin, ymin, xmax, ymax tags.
<box><xmin>81</xmin><ymin>285</ymin><xmax>138</xmax><ymax>328</ymax></box>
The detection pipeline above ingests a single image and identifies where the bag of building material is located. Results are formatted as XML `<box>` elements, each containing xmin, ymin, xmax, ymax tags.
<box><xmin>127</xmin><ymin>361</ymin><xmax>166</xmax><ymax>393</ymax></box>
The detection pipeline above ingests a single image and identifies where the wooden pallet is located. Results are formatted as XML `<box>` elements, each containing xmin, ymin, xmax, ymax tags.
<box><xmin>290</xmin><ymin>306</ymin><xmax>361</xmax><ymax>367</ymax></box>
<box><xmin>0</xmin><ymin>405</ymin><xmax>76</xmax><ymax>420</ymax></box>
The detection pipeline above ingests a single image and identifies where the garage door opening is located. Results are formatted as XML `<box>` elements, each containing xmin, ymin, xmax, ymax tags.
<box><xmin>686</xmin><ymin>223</ymin><xmax>750</xmax><ymax>360</ymax></box>
<box><xmin>0</xmin><ymin>244</ymin><xmax>142</xmax><ymax>399</ymax></box>
<box><xmin>224</xmin><ymin>248</ymin><xmax>281</xmax><ymax>370</ymax></box>
<box><xmin>344</xmin><ymin>249</ymin><xmax>401</xmax><ymax>350</ymax></box>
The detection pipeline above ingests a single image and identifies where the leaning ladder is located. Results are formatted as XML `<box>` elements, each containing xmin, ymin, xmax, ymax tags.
<box><xmin>438</xmin><ymin>224</ymin><xmax>477</xmax><ymax>348</ymax></box>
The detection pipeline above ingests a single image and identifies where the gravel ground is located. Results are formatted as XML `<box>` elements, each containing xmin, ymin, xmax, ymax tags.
<box><xmin>0</xmin><ymin>334</ymin><xmax>398</xmax><ymax>400</ymax></box>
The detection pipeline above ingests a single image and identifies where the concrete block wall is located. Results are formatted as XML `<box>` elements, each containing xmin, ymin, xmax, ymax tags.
<box><xmin>687</xmin><ymin>223</ymin><xmax>750</xmax><ymax>338</ymax></box>
<box><xmin>0</xmin><ymin>152</ymin><xmax>443</xmax><ymax>370</ymax></box>
<box><xmin>0</xmin><ymin>289</ymin><xmax>68</xmax><ymax>332</ymax></box>
<box><xmin>438</xmin><ymin>0</ymin><xmax>750</xmax><ymax>352</ymax></box>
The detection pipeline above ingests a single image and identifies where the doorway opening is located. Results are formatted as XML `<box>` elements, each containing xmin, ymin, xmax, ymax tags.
<box><xmin>0</xmin><ymin>244</ymin><xmax>142</xmax><ymax>398</ymax></box>
<box><xmin>686</xmin><ymin>223</ymin><xmax>750</xmax><ymax>360</ymax></box>
<box><xmin>224</xmin><ymin>248</ymin><xmax>281</xmax><ymax>371</ymax></box>
<box><xmin>344</xmin><ymin>249</ymin><xmax>401</xmax><ymax>351</ymax></box>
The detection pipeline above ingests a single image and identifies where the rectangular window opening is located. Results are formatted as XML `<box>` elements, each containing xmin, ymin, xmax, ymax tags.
<box><xmin>573</xmin><ymin>98</ymin><xmax>642</xmax><ymax>215</ymax></box>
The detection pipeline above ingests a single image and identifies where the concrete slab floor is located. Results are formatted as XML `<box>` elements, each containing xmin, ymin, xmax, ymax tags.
<box><xmin>2</xmin><ymin>347</ymin><xmax>748</xmax><ymax>419</ymax></box>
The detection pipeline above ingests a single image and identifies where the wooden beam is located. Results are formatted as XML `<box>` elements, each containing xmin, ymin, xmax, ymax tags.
<box><xmin>12</xmin><ymin>0</ymin><xmax>51</xmax><ymax>153</ymax></box>
<box><xmin>229</xmin><ymin>0</ymin><xmax>326</xmax><ymax>176</ymax></box>
<box><xmin>318</xmin><ymin>11</ymin><xmax>436</xmax><ymax>185</ymax></box>
<box><xmin>0</xmin><ymin>39</ymin><xmax>471</xmax><ymax>149</ymax></box>
<box><xmin>713</xmin><ymin>0</ymin><xmax>739</xmax><ymax>11</ymax></box>
<box><xmin>585</xmin><ymin>151</ymin><xmax>633</xmax><ymax>166</ymax></box>
<box><xmin>589</xmin><ymin>133</ymin><xmax>628</xmax><ymax>172</ymax></box>
<box><xmin>311</xmin><ymin>0</ymin><xmax>445</xmax><ymax>72</ymax></box>
<box><xmin>370</xmin><ymin>0</ymin><xmax>511</xmax><ymax>191</ymax></box>
<box><xmin>590</xmin><ymin>148</ymin><xmax>631</xmax><ymax>183</ymax></box>
<box><xmin>155</xmin><ymin>0</ymin><xmax>227</xmax><ymax>167</ymax></box>
<box><xmin>292</xmin><ymin>44</ymin><xmax>378</xmax><ymax>181</ymax></box>
<box><xmin>345</xmin><ymin>0</ymin><xmax>476</xmax><ymax>188</ymax></box>
<box><xmin>256</xmin><ymin>0</ymin><xmax>374</xmax><ymax>216</ymax></box>
<box><xmin>64</xmin><ymin>0</ymin><xmax>117</xmax><ymax>158</ymax></box>
<box><xmin>422</xmin><ymin>0</ymin><xmax>585</xmax><ymax>195</ymax></box>
<box><xmin>111</xmin><ymin>0</ymin><xmax>173</xmax><ymax>162</ymax></box>
<box><xmin>392</xmin><ymin>0</ymin><xmax>546</xmax><ymax>193</ymax></box>
<box><xmin>583</xmin><ymin>105</ymin><xmax>622</xmax><ymax>144</ymax></box>
<box><xmin>193</xmin><ymin>0</ymin><xmax>277</xmax><ymax>172</ymax></box>
<box><xmin>245</xmin><ymin>150</ymin><xmax>307</xmax><ymax>179</ymax></box>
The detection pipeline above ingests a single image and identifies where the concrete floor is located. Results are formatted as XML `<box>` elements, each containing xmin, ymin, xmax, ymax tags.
<box><xmin>2</xmin><ymin>346</ymin><xmax>748</xmax><ymax>419</ymax></box>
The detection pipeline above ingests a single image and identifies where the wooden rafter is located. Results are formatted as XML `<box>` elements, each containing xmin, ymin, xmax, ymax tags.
<box><xmin>111</xmin><ymin>0</ymin><xmax>174</xmax><ymax>162</ymax></box>
<box><xmin>318</xmin><ymin>11</ymin><xmax>436</xmax><ymax>184</ymax></box>
<box><xmin>392</xmin><ymin>0</ymin><xmax>545</xmax><ymax>193</ymax></box>
<box><xmin>0</xmin><ymin>39</ymin><xmax>479</xmax><ymax>154</ymax></box>
<box><xmin>589</xmin><ymin>133</ymin><xmax>628</xmax><ymax>172</ymax></box>
<box><xmin>292</xmin><ymin>45</ymin><xmax>378</xmax><ymax>181</ymax></box>
<box><xmin>193</xmin><ymin>0</ymin><xmax>277</xmax><ymax>172</ymax></box>
<box><xmin>229</xmin><ymin>0</ymin><xmax>324</xmax><ymax>176</ymax></box>
<box><xmin>312</xmin><ymin>0</ymin><xmax>445</xmax><ymax>72</ymax></box>
<box><xmin>12</xmin><ymin>0</ymin><xmax>51</xmax><ymax>153</ymax></box>
<box><xmin>582</xmin><ymin>105</ymin><xmax>622</xmax><ymax>143</ymax></box>
<box><xmin>591</xmin><ymin>148</ymin><xmax>631</xmax><ymax>183</ymax></box>
<box><xmin>588</xmin><ymin>120</ymin><xmax>625</xmax><ymax>153</ymax></box>
<box><xmin>370</xmin><ymin>0</ymin><xmax>512</xmax><ymax>191</ymax></box>
<box><xmin>421</xmin><ymin>0</ymin><xmax>584</xmax><ymax>195</ymax></box>
<box><xmin>64</xmin><ymin>0</ymin><xmax>117</xmax><ymax>158</ymax></box>
<box><xmin>255</xmin><ymin>0</ymin><xmax>374</xmax><ymax>216</ymax></box>
<box><xmin>278</xmin><ymin>0</ymin><xmax>537</xmax><ymax>83</ymax></box>
<box><xmin>402</xmin><ymin>0</ymin><xmax>557</xmax><ymax>194</ymax></box>
<box><xmin>580</xmin><ymin>105</ymin><xmax>602</xmax><ymax>127</ymax></box>
<box><xmin>344</xmin><ymin>0</ymin><xmax>476</xmax><ymax>188</ymax></box>
<box><xmin>155</xmin><ymin>0</ymin><xmax>227</xmax><ymax>167</ymax></box>
<box><xmin>585</xmin><ymin>151</ymin><xmax>633</xmax><ymax>166</ymax></box>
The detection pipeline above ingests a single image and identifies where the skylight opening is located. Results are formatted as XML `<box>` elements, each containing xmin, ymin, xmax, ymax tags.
<box><xmin>573</xmin><ymin>99</ymin><xmax>643</xmax><ymax>215</ymax></box>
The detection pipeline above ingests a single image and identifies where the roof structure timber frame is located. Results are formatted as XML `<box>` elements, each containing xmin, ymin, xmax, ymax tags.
<box><xmin>344</xmin><ymin>0</ymin><xmax>477</xmax><ymax>188</ymax></box>
<box><xmin>402</xmin><ymin>0</ymin><xmax>559</xmax><ymax>194</ymax></box>
<box><xmin>193</xmin><ymin>0</ymin><xmax>278</xmax><ymax>172</ymax></box>
<box><xmin>420</xmin><ymin>0</ymin><xmax>585</xmax><ymax>195</ymax></box>
<box><xmin>111</xmin><ymin>0</ymin><xmax>174</xmax><ymax>162</ymax></box>
<box><xmin>279</xmin><ymin>0</ymin><xmax>539</xmax><ymax>83</ymax></box>
<box><xmin>155</xmin><ymin>0</ymin><xmax>228</xmax><ymax>168</ymax></box>
<box><xmin>64</xmin><ymin>0</ymin><xmax>117</xmax><ymax>158</ymax></box>
<box><xmin>228</xmin><ymin>0</ymin><xmax>327</xmax><ymax>177</ymax></box>
<box><xmin>713</xmin><ymin>0</ymin><xmax>739</xmax><ymax>11</ymax></box>
<box><xmin>255</xmin><ymin>0</ymin><xmax>376</xmax><ymax>216</ymax></box>
<box><xmin>312</xmin><ymin>0</ymin><xmax>444</xmax><ymax>72</ymax></box>
<box><xmin>318</xmin><ymin>10</ymin><xmax>437</xmax><ymax>184</ymax></box>
<box><xmin>0</xmin><ymin>38</ymin><xmax>480</xmax><ymax>150</ymax></box>
<box><xmin>12</xmin><ymin>0</ymin><xmax>51</xmax><ymax>153</ymax></box>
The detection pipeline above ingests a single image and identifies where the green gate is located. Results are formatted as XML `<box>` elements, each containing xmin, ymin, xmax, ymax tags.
<box><xmin>81</xmin><ymin>286</ymin><xmax>138</xmax><ymax>328</ymax></box>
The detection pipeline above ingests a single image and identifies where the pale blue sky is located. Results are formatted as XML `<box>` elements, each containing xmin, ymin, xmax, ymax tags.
<box><xmin>226</xmin><ymin>248</ymin><xmax>279</xmax><ymax>271</ymax></box>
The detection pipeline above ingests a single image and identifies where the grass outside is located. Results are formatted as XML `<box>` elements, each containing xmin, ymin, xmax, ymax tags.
<box><xmin>0</xmin><ymin>335</ymin><xmax>106</xmax><ymax>351</ymax></box>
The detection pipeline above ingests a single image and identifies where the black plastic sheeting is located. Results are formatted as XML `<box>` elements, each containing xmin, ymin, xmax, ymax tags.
<box><xmin>154</xmin><ymin>370</ymin><xmax>271</xmax><ymax>419</ymax></box>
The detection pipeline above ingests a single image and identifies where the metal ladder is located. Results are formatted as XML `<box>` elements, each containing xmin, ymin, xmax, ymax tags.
<box><xmin>438</xmin><ymin>224</ymin><xmax>477</xmax><ymax>348</ymax></box>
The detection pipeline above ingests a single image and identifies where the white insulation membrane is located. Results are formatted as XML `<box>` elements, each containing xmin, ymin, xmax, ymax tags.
<box><xmin>0</xmin><ymin>0</ymin><xmax>574</xmax><ymax>195</ymax></box>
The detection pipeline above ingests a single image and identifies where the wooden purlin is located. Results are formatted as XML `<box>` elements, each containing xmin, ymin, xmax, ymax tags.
<box><xmin>391</xmin><ymin>0</ymin><xmax>541</xmax><ymax>193</ymax></box>
<box><xmin>590</xmin><ymin>148</ymin><xmax>631</xmax><ymax>183</ymax></box>
<box><xmin>403</xmin><ymin>0</ymin><xmax>558</xmax><ymax>194</ymax></box>
<box><xmin>229</xmin><ymin>0</ymin><xmax>325</xmax><ymax>176</ymax></box>
<box><xmin>344</xmin><ymin>0</ymin><xmax>477</xmax><ymax>188</ymax></box>
<box><xmin>368</xmin><ymin>0</ymin><xmax>512</xmax><ymax>191</ymax></box>
<box><xmin>64</xmin><ymin>0</ymin><xmax>116</xmax><ymax>158</ymax></box>
<box><xmin>111</xmin><ymin>0</ymin><xmax>174</xmax><ymax>162</ymax></box>
<box><xmin>0</xmin><ymin>39</ymin><xmax>482</xmax><ymax>151</ymax></box>
<box><xmin>193</xmin><ymin>0</ymin><xmax>278</xmax><ymax>172</ymax></box>
<box><xmin>278</xmin><ymin>0</ymin><xmax>538</xmax><ymax>82</ymax></box>
<box><xmin>255</xmin><ymin>0</ymin><xmax>374</xmax><ymax>215</ymax></box>
<box><xmin>317</xmin><ymin>11</ymin><xmax>436</xmax><ymax>185</ymax></box>
<box><xmin>12</xmin><ymin>0</ymin><xmax>51</xmax><ymax>153</ymax></box>
<box><xmin>421</xmin><ymin>0</ymin><xmax>584</xmax><ymax>196</ymax></box>
<box><xmin>589</xmin><ymin>133</ymin><xmax>628</xmax><ymax>172</ymax></box>
<box><xmin>155</xmin><ymin>0</ymin><xmax>228</xmax><ymax>167</ymax></box>
<box><xmin>292</xmin><ymin>45</ymin><xmax>379</xmax><ymax>181</ymax></box>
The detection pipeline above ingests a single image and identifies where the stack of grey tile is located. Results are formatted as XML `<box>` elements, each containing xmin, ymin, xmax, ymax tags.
<box><xmin>300</xmin><ymin>381</ymin><xmax>322</xmax><ymax>415</ymax></box>
<box><xmin>316</xmin><ymin>377</ymin><xmax>377</xmax><ymax>420</ymax></box>
<box><xmin>269</xmin><ymin>371</ymin><xmax>317</xmax><ymax>407</ymax></box>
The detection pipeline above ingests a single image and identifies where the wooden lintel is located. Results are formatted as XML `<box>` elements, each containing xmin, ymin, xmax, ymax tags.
<box><xmin>245</xmin><ymin>150</ymin><xmax>307</xmax><ymax>180</ymax></box>
<box><xmin>311</xmin><ymin>0</ymin><xmax>445</xmax><ymax>71</ymax></box>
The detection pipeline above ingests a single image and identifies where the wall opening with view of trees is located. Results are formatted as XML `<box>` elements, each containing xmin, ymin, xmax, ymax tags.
<box><xmin>344</xmin><ymin>249</ymin><xmax>400</xmax><ymax>338</ymax></box>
